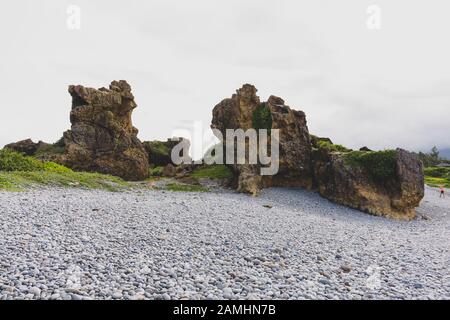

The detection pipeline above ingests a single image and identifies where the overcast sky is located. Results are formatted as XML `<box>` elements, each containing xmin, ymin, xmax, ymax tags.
<box><xmin>1</xmin><ymin>0</ymin><xmax>449</xmax><ymax>156</ymax></box>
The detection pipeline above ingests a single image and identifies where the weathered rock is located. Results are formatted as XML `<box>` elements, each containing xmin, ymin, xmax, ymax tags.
<box><xmin>312</xmin><ymin>148</ymin><xmax>424</xmax><ymax>220</ymax></box>
<box><xmin>60</xmin><ymin>80</ymin><xmax>149</xmax><ymax>181</ymax></box>
<box><xmin>4</xmin><ymin>139</ymin><xmax>65</xmax><ymax>161</ymax></box>
<box><xmin>143</xmin><ymin>138</ymin><xmax>191</xmax><ymax>167</ymax></box>
<box><xmin>310</xmin><ymin>136</ymin><xmax>333</xmax><ymax>149</ymax></box>
<box><xmin>210</xmin><ymin>84</ymin><xmax>424</xmax><ymax>218</ymax></box>
<box><xmin>359</xmin><ymin>146</ymin><xmax>372</xmax><ymax>152</ymax></box>
<box><xmin>263</xmin><ymin>96</ymin><xmax>312</xmax><ymax>189</ymax></box>
<box><xmin>5</xmin><ymin>139</ymin><xmax>40</xmax><ymax>156</ymax></box>
<box><xmin>162</xmin><ymin>164</ymin><xmax>176</xmax><ymax>177</ymax></box>
<box><xmin>211</xmin><ymin>84</ymin><xmax>312</xmax><ymax>195</ymax></box>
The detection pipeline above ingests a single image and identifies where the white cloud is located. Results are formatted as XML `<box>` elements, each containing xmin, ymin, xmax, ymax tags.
<box><xmin>0</xmin><ymin>0</ymin><xmax>449</xmax><ymax>152</ymax></box>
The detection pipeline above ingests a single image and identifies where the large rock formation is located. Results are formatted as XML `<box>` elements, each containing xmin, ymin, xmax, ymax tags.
<box><xmin>211</xmin><ymin>84</ymin><xmax>312</xmax><ymax>195</ymax></box>
<box><xmin>60</xmin><ymin>81</ymin><xmax>149</xmax><ymax>181</ymax></box>
<box><xmin>312</xmin><ymin>148</ymin><xmax>424</xmax><ymax>220</ymax></box>
<box><xmin>211</xmin><ymin>84</ymin><xmax>424</xmax><ymax>219</ymax></box>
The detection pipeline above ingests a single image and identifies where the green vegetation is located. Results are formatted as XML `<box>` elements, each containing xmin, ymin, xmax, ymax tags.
<box><xmin>149</xmin><ymin>166</ymin><xmax>164</xmax><ymax>177</ymax></box>
<box><xmin>0</xmin><ymin>148</ymin><xmax>45</xmax><ymax>171</ymax></box>
<box><xmin>252</xmin><ymin>104</ymin><xmax>272</xmax><ymax>131</ymax></box>
<box><xmin>0</xmin><ymin>149</ymin><xmax>129</xmax><ymax>192</ymax></box>
<box><xmin>143</xmin><ymin>141</ymin><xmax>171</xmax><ymax>166</ymax></box>
<box><xmin>424</xmin><ymin>166</ymin><xmax>450</xmax><ymax>188</ymax></box>
<box><xmin>344</xmin><ymin>150</ymin><xmax>397</xmax><ymax>182</ymax></box>
<box><xmin>417</xmin><ymin>146</ymin><xmax>449</xmax><ymax>167</ymax></box>
<box><xmin>415</xmin><ymin>147</ymin><xmax>450</xmax><ymax>188</ymax></box>
<box><xmin>424</xmin><ymin>166</ymin><xmax>450</xmax><ymax>178</ymax></box>
<box><xmin>0</xmin><ymin>170</ymin><xmax>130</xmax><ymax>192</ymax></box>
<box><xmin>34</xmin><ymin>143</ymin><xmax>65</xmax><ymax>158</ymax></box>
<box><xmin>425</xmin><ymin>176</ymin><xmax>450</xmax><ymax>188</ymax></box>
<box><xmin>317</xmin><ymin>140</ymin><xmax>352</xmax><ymax>153</ymax></box>
<box><xmin>163</xmin><ymin>183</ymin><xmax>209</xmax><ymax>192</ymax></box>
<box><xmin>189</xmin><ymin>165</ymin><xmax>233</xmax><ymax>180</ymax></box>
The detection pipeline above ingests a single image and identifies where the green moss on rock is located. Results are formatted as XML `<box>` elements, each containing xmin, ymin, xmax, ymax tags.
<box><xmin>344</xmin><ymin>150</ymin><xmax>397</xmax><ymax>182</ymax></box>
<box><xmin>189</xmin><ymin>165</ymin><xmax>233</xmax><ymax>180</ymax></box>
<box><xmin>317</xmin><ymin>140</ymin><xmax>352</xmax><ymax>153</ymax></box>
<box><xmin>142</xmin><ymin>141</ymin><xmax>172</xmax><ymax>166</ymax></box>
<box><xmin>252</xmin><ymin>104</ymin><xmax>272</xmax><ymax>131</ymax></box>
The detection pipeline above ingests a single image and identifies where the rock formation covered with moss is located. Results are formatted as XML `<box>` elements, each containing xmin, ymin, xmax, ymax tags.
<box><xmin>211</xmin><ymin>84</ymin><xmax>313</xmax><ymax>195</ymax></box>
<box><xmin>312</xmin><ymin>147</ymin><xmax>424</xmax><ymax>220</ymax></box>
<box><xmin>211</xmin><ymin>84</ymin><xmax>425</xmax><ymax>219</ymax></box>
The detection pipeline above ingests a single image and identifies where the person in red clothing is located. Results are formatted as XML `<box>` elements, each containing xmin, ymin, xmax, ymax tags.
<box><xmin>440</xmin><ymin>186</ymin><xmax>445</xmax><ymax>198</ymax></box>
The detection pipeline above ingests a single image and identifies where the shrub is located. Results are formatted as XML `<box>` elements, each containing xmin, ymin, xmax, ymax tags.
<box><xmin>424</xmin><ymin>167</ymin><xmax>450</xmax><ymax>178</ymax></box>
<box><xmin>149</xmin><ymin>166</ymin><xmax>164</xmax><ymax>177</ymax></box>
<box><xmin>0</xmin><ymin>149</ymin><xmax>44</xmax><ymax>172</ymax></box>
<box><xmin>344</xmin><ymin>150</ymin><xmax>397</xmax><ymax>182</ymax></box>
<box><xmin>252</xmin><ymin>105</ymin><xmax>272</xmax><ymax>131</ymax></box>
<box><xmin>317</xmin><ymin>140</ymin><xmax>352</xmax><ymax>153</ymax></box>
<box><xmin>190</xmin><ymin>165</ymin><xmax>233</xmax><ymax>180</ymax></box>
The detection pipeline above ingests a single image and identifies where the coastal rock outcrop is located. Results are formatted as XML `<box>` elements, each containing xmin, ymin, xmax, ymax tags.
<box><xmin>211</xmin><ymin>84</ymin><xmax>424</xmax><ymax>219</ymax></box>
<box><xmin>313</xmin><ymin>148</ymin><xmax>424</xmax><ymax>220</ymax></box>
<box><xmin>211</xmin><ymin>84</ymin><xmax>312</xmax><ymax>195</ymax></box>
<box><xmin>60</xmin><ymin>81</ymin><xmax>149</xmax><ymax>181</ymax></box>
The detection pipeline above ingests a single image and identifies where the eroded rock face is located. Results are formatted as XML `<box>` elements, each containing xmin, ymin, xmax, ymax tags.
<box><xmin>61</xmin><ymin>81</ymin><xmax>149</xmax><ymax>181</ymax></box>
<box><xmin>211</xmin><ymin>84</ymin><xmax>312</xmax><ymax>195</ymax></box>
<box><xmin>5</xmin><ymin>139</ymin><xmax>41</xmax><ymax>156</ymax></box>
<box><xmin>313</xmin><ymin>148</ymin><xmax>424</xmax><ymax>220</ymax></box>
<box><xmin>5</xmin><ymin>139</ymin><xmax>65</xmax><ymax>161</ymax></box>
<box><xmin>263</xmin><ymin>96</ymin><xmax>312</xmax><ymax>189</ymax></box>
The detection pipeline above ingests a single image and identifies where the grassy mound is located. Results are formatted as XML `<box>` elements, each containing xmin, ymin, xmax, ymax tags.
<box><xmin>344</xmin><ymin>150</ymin><xmax>397</xmax><ymax>182</ymax></box>
<box><xmin>424</xmin><ymin>166</ymin><xmax>450</xmax><ymax>188</ymax></box>
<box><xmin>189</xmin><ymin>165</ymin><xmax>233</xmax><ymax>180</ymax></box>
<box><xmin>0</xmin><ymin>149</ymin><xmax>45</xmax><ymax>171</ymax></box>
<box><xmin>0</xmin><ymin>149</ymin><xmax>129</xmax><ymax>192</ymax></box>
<box><xmin>425</xmin><ymin>176</ymin><xmax>450</xmax><ymax>188</ymax></box>
<box><xmin>317</xmin><ymin>140</ymin><xmax>352</xmax><ymax>153</ymax></box>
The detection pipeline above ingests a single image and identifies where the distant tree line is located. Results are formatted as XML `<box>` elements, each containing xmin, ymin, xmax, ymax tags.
<box><xmin>416</xmin><ymin>147</ymin><xmax>450</xmax><ymax>167</ymax></box>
